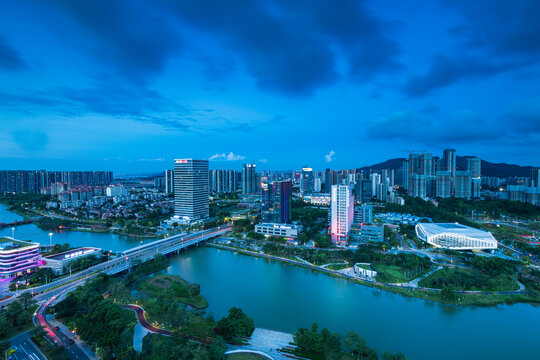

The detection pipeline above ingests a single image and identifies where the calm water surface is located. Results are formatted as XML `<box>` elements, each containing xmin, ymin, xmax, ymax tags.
<box><xmin>2</xmin><ymin>204</ymin><xmax>540</xmax><ymax>359</ymax></box>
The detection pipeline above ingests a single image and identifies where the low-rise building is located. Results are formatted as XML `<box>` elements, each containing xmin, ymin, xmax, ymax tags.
<box><xmin>255</xmin><ymin>223</ymin><xmax>303</xmax><ymax>239</ymax></box>
<box><xmin>43</xmin><ymin>247</ymin><xmax>102</xmax><ymax>274</ymax></box>
<box><xmin>354</xmin><ymin>263</ymin><xmax>377</xmax><ymax>278</ymax></box>
<box><xmin>0</xmin><ymin>237</ymin><xmax>41</xmax><ymax>279</ymax></box>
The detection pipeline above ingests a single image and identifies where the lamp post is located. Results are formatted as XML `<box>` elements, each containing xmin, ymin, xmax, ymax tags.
<box><xmin>48</xmin><ymin>232</ymin><xmax>53</xmax><ymax>250</ymax></box>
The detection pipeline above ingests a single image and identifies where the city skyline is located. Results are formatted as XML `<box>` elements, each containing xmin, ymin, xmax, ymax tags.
<box><xmin>1</xmin><ymin>1</ymin><xmax>540</xmax><ymax>172</ymax></box>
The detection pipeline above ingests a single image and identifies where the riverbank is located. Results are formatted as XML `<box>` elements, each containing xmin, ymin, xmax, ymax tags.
<box><xmin>207</xmin><ymin>243</ymin><xmax>537</xmax><ymax>307</ymax></box>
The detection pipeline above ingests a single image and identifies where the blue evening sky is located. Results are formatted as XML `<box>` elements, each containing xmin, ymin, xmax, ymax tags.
<box><xmin>0</xmin><ymin>1</ymin><xmax>539</xmax><ymax>174</ymax></box>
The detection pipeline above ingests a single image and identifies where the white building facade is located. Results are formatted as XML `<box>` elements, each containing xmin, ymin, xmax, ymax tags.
<box><xmin>330</xmin><ymin>184</ymin><xmax>354</xmax><ymax>246</ymax></box>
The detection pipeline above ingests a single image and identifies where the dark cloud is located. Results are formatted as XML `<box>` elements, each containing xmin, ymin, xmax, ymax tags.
<box><xmin>368</xmin><ymin>98</ymin><xmax>540</xmax><ymax>146</ymax></box>
<box><xmin>0</xmin><ymin>86</ymin><xmax>191</xmax><ymax>130</ymax></box>
<box><xmin>403</xmin><ymin>55</ymin><xmax>517</xmax><ymax>97</ymax></box>
<box><xmin>367</xmin><ymin>109</ymin><xmax>500</xmax><ymax>144</ymax></box>
<box><xmin>39</xmin><ymin>0</ymin><xmax>182</xmax><ymax>83</ymax></box>
<box><xmin>156</xmin><ymin>0</ymin><xmax>401</xmax><ymax>94</ymax></box>
<box><xmin>403</xmin><ymin>0</ymin><xmax>540</xmax><ymax>97</ymax></box>
<box><xmin>0</xmin><ymin>34</ymin><xmax>26</xmax><ymax>70</ymax></box>
<box><xmin>447</xmin><ymin>0</ymin><xmax>540</xmax><ymax>58</ymax></box>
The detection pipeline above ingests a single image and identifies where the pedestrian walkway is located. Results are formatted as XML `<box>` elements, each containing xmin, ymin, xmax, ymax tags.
<box><xmin>228</xmin><ymin>328</ymin><xmax>295</xmax><ymax>360</ymax></box>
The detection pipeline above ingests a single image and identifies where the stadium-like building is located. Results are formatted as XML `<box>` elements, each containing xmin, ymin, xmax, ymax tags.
<box><xmin>415</xmin><ymin>223</ymin><xmax>497</xmax><ymax>250</ymax></box>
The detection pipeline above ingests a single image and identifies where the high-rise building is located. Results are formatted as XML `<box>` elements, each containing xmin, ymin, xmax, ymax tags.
<box><xmin>314</xmin><ymin>177</ymin><xmax>322</xmax><ymax>192</ymax></box>
<box><xmin>443</xmin><ymin>149</ymin><xmax>456</xmax><ymax>195</ymax></box>
<box><xmin>436</xmin><ymin>171</ymin><xmax>452</xmax><ymax>198</ymax></box>
<box><xmin>242</xmin><ymin>164</ymin><xmax>257</xmax><ymax>194</ymax></box>
<box><xmin>165</xmin><ymin>169</ymin><xmax>174</xmax><ymax>194</ymax></box>
<box><xmin>410</xmin><ymin>174</ymin><xmax>427</xmax><ymax>199</ymax></box>
<box><xmin>330</xmin><ymin>184</ymin><xmax>355</xmax><ymax>246</ymax></box>
<box><xmin>454</xmin><ymin>171</ymin><xmax>472</xmax><ymax>199</ymax></box>
<box><xmin>174</xmin><ymin>159</ymin><xmax>209</xmax><ymax>222</ymax></box>
<box><xmin>530</xmin><ymin>168</ymin><xmax>540</xmax><ymax>188</ymax></box>
<box><xmin>300</xmin><ymin>167</ymin><xmax>314</xmax><ymax>194</ymax></box>
<box><xmin>370</xmin><ymin>173</ymin><xmax>381</xmax><ymax>197</ymax></box>
<box><xmin>261</xmin><ymin>180</ymin><xmax>292</xmax><ymax>224</ymax></box>
<box><xmin>467</xmin><ymin>157</ymin><xmax>481</xmax><ymax>178</ymax></box>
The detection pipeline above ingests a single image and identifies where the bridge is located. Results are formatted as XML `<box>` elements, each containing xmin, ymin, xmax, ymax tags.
<box><xmin>0</xmin><ymin>224</ymin><xmax>232</xmax><ymax>307</ymax></box>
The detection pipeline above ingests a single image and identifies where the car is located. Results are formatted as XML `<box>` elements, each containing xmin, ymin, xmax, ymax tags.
<box><xmin>68</xmin><ymin>339</ymin><xmax>75</xmax><ymax>345</ymax></box>
<box><xmin>53</xmin><ymin>326</ymin><xmax>60</xmax><ymax>331</ymax></box>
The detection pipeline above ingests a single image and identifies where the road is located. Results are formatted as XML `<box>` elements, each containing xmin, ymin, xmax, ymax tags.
<box><xmin>0</xmin><ymin>226</ymin><xmax>233</xmax><ymax>360</ymax></box>
<box><xmin>0</xmin><ymin>225</ymin><xmax>232</xmax><ymax>308</ymax></box>
<box><xmin>33</xmin><ymin>279</ymin><xmax>92</xmax><ymax>360</ymax></box>
<box><xmin>9</xmin><ymin>331</ymin><xmax>47</xmax><ymax>360</ymax></box>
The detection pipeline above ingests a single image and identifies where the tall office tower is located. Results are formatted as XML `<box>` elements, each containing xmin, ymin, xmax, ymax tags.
<box><xmin>353</xmin><ymin>203</ymin><xmax>373</xmax><ymax>224</ymax></box>
<box><xmin>443</xmin><ymin>149</ymin><xmax>456</xmax><ymax>195</ymax></box>
<box><xmin>410</xmin><ymin>174</ymin><xmax>427</xmax><ymax>199</ymax></box>
<box><xmin>323</xmin><ymin>168</ymin><xmax>331</xmax><ymax>192</ymax></box>
<box><xmin>226</xmin><ymin>170</ymin><xmax>238</xmax><ymax>192</ymax></box>
<box><xmin>467</xmin><ymin>157</ymin><xmax>482</xmax><ymax>178</ymax></box>
<box><xmin>370</xmin><ymin>173</ymin><xmax>381</xmax><ymax>197</ymax></box>
<box><xmin>376</xmin><ymin>182</ymin><xmax>387</xmax><ymax>201</ymax></box>
<box><xmin>354</xmin><ymin>179</ymin><xmax>372</xmax><ymax>202</ymax></box>
<box><xmin>427</xmin><ymin>176</ymin><xmax>437</xmax><ymax>198</ymax></box>
<box><xmin>261</xmin><ymin>180</ymin><xmax>293</xmax><ymax>224</ymax></box>
<box><xmin>400</xmin><ymin>161</ymin><xmax>410</xmax><ymax>190</ymax></box>
<box><xmin>242</xmin><ymin>164</ymin><xmax>257</xmax><ymax>194</ymax></box>
<box><xmin>531</xmin><ymin>168</ymin><xmax>540</xmax><ymax>188</ymax></box>
<box><xmin>454</xmin><ymin>171</ymin><xmax>472</xmax><ymax>199</ymax></box>
<box><xmin>300</xmin><ymin>167</ymin><xmax>314</xmax><ymax>194</ymax></box>
<box><xmin>314</xmin><ymin>177</ymin><xmax>322</xmax><ymax>192</ymax></box>
<box><xmin>436</xmin><ymin>171</ymin><xmax>452</xmax><ymax>198</ymax></box>
<box><xmin>174</xmin><ymin>159</ymin><xmax>209</xmax><ymax>222</ymax></box>
<box><xmin>330</xmin><ymin>184</ymin><xmax>355</xmax><ymax>246</ymax></box>
<box><xmin>165</xmin><ymin>169</ymin><xmax>174</xmax><ymax>194</ymax></box>
<box><xmin>330</xmin><ymin>170</ymin><xmax>338</xmax><ymax>188</ymax></box>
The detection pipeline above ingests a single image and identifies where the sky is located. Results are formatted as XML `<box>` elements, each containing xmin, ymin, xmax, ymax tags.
<box><xmin>0</xmin><ymin>0</ymin><xmax>539</xmax><ymax>174</ymax></box>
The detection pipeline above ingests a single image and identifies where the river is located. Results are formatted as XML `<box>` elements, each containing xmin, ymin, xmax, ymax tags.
<box><xmin>2</xmin><ymin>204</ymin><xmax>539</xmax><ymax>359</ymax></box>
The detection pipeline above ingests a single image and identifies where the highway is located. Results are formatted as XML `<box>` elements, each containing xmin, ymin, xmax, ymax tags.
<box><xmin>2</xmin><ymin>225</ymin><xmax>232</xmax><ymax>360</ymax></box>
<box><xmin>1</xmin><ymin>225</ymin><xmax>232</xmax><ymax>308</ymax></box>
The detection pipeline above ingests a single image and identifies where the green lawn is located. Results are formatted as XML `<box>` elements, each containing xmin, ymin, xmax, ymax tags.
<box><xmin>419</xmin><ymin>268</ymin><xmax>520</xmax><ymax>292</ymax></box>
<box><xmin>375</xmin><ymin>264</ymin><xmax>414</xmax><ymax>283</ymax></box>
<box><xmin>138</xmin><ymin>274</ymin><xmax>208</xmax><ymax>309</ymax></box>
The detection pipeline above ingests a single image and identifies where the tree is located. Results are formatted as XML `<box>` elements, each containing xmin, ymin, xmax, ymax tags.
<box><xmin>5</xmin><ymin>301</ymin><xmax>23</xmax><ymax>325</ymax></box>
<box><xmin>382</xmin><ymin>352</ymin><xmax>409</xmax><ymax>360</ymax></box>
<box><xmin>344</xmin><ymin>331</ymin><xmax>368</xmax><ymax>359</ymax></box>
<box><xmin>208</xmin><ymin>336</ymin><xmax>227</xmax><ymax>360</ymax></box>
<box><xmin>440</xmin><ymin>287</ymin><xmax>456</xmax><ymax>302</ymax></box>
<box><xmin>216</xmin><ymin>307</ymin><xmax>254</xmax><ymax>340</ymax></box>
<box><xmin>190</xmin><ymin>283</ymin><xmax>201</xmax><ymax>297</ymax></box>
<box><xmin>0</xmin><ymin>316</ymin><xmax>10</xmax><ymax>337</ymax></box>
<box><xmin>19</xmin><ymin>292</ymin><xmax>35</xmax><ymax>310</ymax></box>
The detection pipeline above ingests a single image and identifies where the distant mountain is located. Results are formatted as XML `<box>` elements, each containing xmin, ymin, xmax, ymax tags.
<box><xmin>357</xmin><ymin>158</ymin><xmax>406</xmax><ymax>171</ymax></box>
<box><xmin>359</xmin><ymin>156</ymin><xmax>535</xmax><ymax>178</ymax></box>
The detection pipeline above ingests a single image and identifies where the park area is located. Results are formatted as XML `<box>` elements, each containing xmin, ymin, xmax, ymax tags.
<box><xmin>137</xmin><ymin>274</ymin><xmax>208</xmax><ymax>309</ymax></box>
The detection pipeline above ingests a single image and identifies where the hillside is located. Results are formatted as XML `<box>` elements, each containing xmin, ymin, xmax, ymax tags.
<box><xmin>359</xmin><ymin>156</ymin><xmax>535</xmax><ymax>178</ymax></box>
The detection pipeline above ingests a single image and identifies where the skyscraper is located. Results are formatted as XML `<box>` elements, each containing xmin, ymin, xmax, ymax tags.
<box><xmin>300</xmin><ymin>167</ymin><xmax>314</xmax><ymax>194</ymax></box>
<box><xmin>330</xmin><ymin>184</ymin><xmax>355</xmax><ymax>246</ymax></box>
<box><xmin>454</xmin><ymin>171</ymin><xmax>472</xmax><ymax>199</ymax></box>
<box><xmin>242</xmin><ymin>164</ymin><xmax>257</xmax><ymax>194</ymax></box>
<box><xmin>165</xmin><ymin>169</ymin><xmax>174</xmax><ymax>194</ymax></box>
<box><xmin>467</xmin><ymin>157</ymin><xmax>481</xmax><ymax>178</ymax></box>
<box><xmin>261</xmin><ymin>180</ymin><xmax>292</xmax><ymax>224</ymax></box>
<box><xmin>443</xmin><ymin>149</ymin><xmax>456</xmax><ymax>195</ymax></box>
<box><xmin>174</xmin><ymin>159</ymin><xmax>209</xmax><ymax>222</ymax></box>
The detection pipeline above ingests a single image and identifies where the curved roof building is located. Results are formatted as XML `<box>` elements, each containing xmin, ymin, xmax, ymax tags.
<box><xmin>415</xmin><ymin>223</ymin><xmax>497</xmax><ymax>250</ymax></box>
